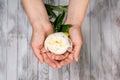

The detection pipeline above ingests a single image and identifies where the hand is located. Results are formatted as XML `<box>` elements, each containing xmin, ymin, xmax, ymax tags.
<box><xmin>56</xmin><ymin>0</ymin><xmax>89</xmax><ymax>66</ymax></box>
<box><xmin>46</xmin><ymin>52</ymin><xmax>69</xmax><ymax>61</ymax></box>
<box><xmin>41</xmin><ymin>48</ymin><xmax>61</xmax><ymax>68</ymax></box>
<box><xmin>60</xmin><ymin>26</ymin><xmax>83</xmax><ymax>66</ymax></box>
<box><xmin>46</xmin><ymin>26</ymin><xmax>83</xmax><ymax>67</ymax></box>
<box><xmin>22</xmin><ymin>0</ymin><xmax>61</xmax><ymax>68</ymax></box>
<box><xmin>31</xmin><ymin>22</ymin><xmax>60</xmax><ymax>68</ymax></box>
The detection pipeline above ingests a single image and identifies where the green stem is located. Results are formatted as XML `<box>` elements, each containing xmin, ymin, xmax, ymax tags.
<box><xmin>45</xmin><ymin>4</ymin><xmax>71</xmax><ymax>35</ymax></box>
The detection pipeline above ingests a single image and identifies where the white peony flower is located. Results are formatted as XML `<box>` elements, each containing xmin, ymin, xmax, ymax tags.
<box><xmin>44</xmin><ymin>32</ymin><xmax>72</xmax><ymax>55</ymax></box>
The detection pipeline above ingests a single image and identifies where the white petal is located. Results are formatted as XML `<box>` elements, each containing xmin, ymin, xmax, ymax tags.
<box><xmin>44</xmin><ymin>32</ymin><xmax>72</xmax><ymax>55</ymax></box>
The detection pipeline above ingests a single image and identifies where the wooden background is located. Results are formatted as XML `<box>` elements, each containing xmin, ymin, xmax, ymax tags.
<box><xmin>0</xmin><ymin>0</ymin><xmax>120</xmax><ymax>80</ymax></box>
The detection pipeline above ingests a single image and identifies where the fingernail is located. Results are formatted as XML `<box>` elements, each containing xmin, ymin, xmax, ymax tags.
<box><xmin>57</xmin><ymin>65</ymin><xmax>62</xmax><ymax>68</ymax></box>
<box><xmin>76</xmin><ymin>58</ymin><xmax>78</xmax><ymax>62</ymax></box>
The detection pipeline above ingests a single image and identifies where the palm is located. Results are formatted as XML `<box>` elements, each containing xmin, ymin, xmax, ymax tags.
<box><xmin>31</xmin><ymin>28</ymin><xmax>46</xmax><ymax>63</ymax></box>
<box><xmin>46</xmin><ymin>26</ymin><xmax>83</xmax><ymax>67</ymax></box>
<box><xmin>59</xmin><ymin>27</ymin><xmax>83</xmax><ymax>66</ymax></box>
<box><xmin>69</xmin><ymin>27</ymin><xmax>83</xmax><ymax>61</ymax></box>
<box><xmin>31</xmin><ymin>24</ymin><xmax>62</xmax><ymax>68</ymax></box>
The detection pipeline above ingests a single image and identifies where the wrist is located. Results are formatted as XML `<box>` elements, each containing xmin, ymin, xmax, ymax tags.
<box><xmin>64</xmin><ymin>19</ymin><xmax>82</xmax><ymax>28</ymax></box>
<box><xmin>31</xmin><ymin>20</ymin><xmax>52</xmax><ymax>29</ymax></box>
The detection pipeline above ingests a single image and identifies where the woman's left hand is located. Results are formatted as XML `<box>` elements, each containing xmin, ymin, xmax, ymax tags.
<box><xmin>46</xmin><ymin>26</ymin><xmax>83</xmax><ymax>68</ymax></box>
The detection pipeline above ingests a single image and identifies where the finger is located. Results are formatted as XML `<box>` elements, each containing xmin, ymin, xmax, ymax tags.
<box><xmin>60</xmin><ymin>54</ymin><xmax>73</xmax><ymax>66</ymax></box>
<box><xmin>46</xmin><ymin>52</ymin><xmax>62</xmax><ymax>68</ymax></box>
<box><xmin>31</xmin><ymin>29</ymin><xmax>46</xmax><ymax>63</ymax></box>
<box><xmin>32</xmin><ymin>47</ymin><xmax>44</xmax><ymax>63</ymax></box>
<box><xmin>46</xmin><ymin>52</ymin><xmax>52</xmax><ymax>59</ymax></box>
<box><xmin>69</xmin><ymin>27</ymin><xmax>83</xmax><ymax>62</ymax></box>
<box><xmin>42</xmin><ymin>53</ymin><xmax>56</xmax><ymax>68</ymax></box>
<box><xmin>64</xmin><ymin>52</ymin><xmax>69</xmax><ymax>57</ymax></box>
<box><xmin>46</xmin><ymin>52</ymin><xmax>55</xmax><ymax>60</ymax></box>
<box><xmin>51</xmin><ymin>59</ymin><xmax>61</xmax><ymax>68</ymax></box>
<box><xmin>51</xmin><ymin>53</ymin><xmax>55</xmax><ymax>60</ymax></box>
<box><xmin>72</xmin><ymin>44</ymin><xmax>82</xmax><ymax>62</ymax></box>
<box><xmin>41</xmin><ymin>47</ymin><xmax>47</xmax><ymax>53</ymax></box>
<box><xmin>54</xmin><ymin>52</ymin><xmax>69</xmax><ymax>60</ymax></box>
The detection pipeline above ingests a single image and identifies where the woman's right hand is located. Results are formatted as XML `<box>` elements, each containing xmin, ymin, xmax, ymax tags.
<box><xmin>31</xmin><ymin>22</ymin><xmax>56</xmax><ymax>67</ymax></box>
<box><xmin>22</xmin><ymin>0</ymin><xmax>61</xmax><ymax>68</ymax></box>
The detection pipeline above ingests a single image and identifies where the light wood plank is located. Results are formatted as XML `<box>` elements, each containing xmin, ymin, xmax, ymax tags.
<box><xmin>17</xmin><ymin>0</ymin><xmax>28</xmax><ymax>80</ymax></box>
<box><xmin>59</xmin><ymin>0</ymin><xmax>68</xmax><ymax>5</ymax></box>
<box><xmin>80</xmin><ymin>10</ymin><xmax>91</xmax><ymax>80</ymax></box>
<box><xmin>27</xmin><ymin>17</ymin><xmax>38</xmax><ymax>80</ymax></box>
<box><xmin>1</xmin><ymin>0</ymin><xmax>119</xmax><ymax>80</ymax></box>
<box><xmin>38</xmin><ymin>0</ymin><xmax>49</xmax><ymax>80</ymax></box>
<box><xmin>62</xmin><ymin>65</ymin><xmax>70</xmax><ymax>80</ymax></box>
<box><xmin>111</xmin><ymin>0</ymin><xmax>120</xmax><ymax>80</ymax></box>
<box><xmin>47</xmin><ymin>0</ymin><xmax>62</xmax><ymax>80</ymax></box>
<box><xmin>58</xmin><ymin>1</ymin><xmax>71</xmax><ymax>80</ymax></box>
<box><xmin>90</xmin><ymin>0</ymin><xmax>103</xmax><ymax>79</ymax></box>
<box><xmin>17</xmin><ymin>38</ymin><xmax>27</xmax><ymax>80</ymax></box>
<box><xmin>39</xmin><ymin>63</ymin><xmax>49</xmax><ymax>80</ymax></box>
<box><xmin>99</xmin><ymin>0</ymin><xmax>113</xmax><ymax>80</ymax></box>
<box><xmin>49</xmin><ymin>68</ymin><xmax>59</xmax><ymax>80</ymax></box>
<box><xmin>0</xmin><ymin>0</ymin><xmax>7</xmax><ymax>80</ymax></box>
<box><xmin>90</xmin><ymin>0</ymin><xmax>113</xmax><ymax>80</ymax></box>
<box><xmin>23</xmin><ymin>0</ymin><xmax>38</xmax><ymax>80</ymax></box>
<box><xmin>99</xmin><ymin>1</ymin><xmax>112</xmax><ymax>80</ymax></box>
<box><xmin>71</xmin><ymin>1</ymin><xmax>91</xmax><ymax>80</ymax></box>
<box><xmin>7</xmin><ymin>0</ymin><xmax>18</xmax><ymax>80</ymax></box>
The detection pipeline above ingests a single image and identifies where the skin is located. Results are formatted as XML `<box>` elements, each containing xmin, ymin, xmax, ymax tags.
<box><xmin>54</xmin><ymin>0</ymin><xmax>89</xmax><ymax>66</ymax></box>
<box><xmin>22</xmin><ymin>0</ymin><xmax>89</xmax><ymax>68</ymax></box>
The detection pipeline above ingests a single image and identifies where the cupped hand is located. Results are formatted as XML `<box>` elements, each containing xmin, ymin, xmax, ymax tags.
<box><xmin>46</xmin><ymin>26</ymin><xmax>83</xmax><ymax>67</ymax></box>
<box><xmin>30</xmin><ymin>22</ymin><xmax>61</xmax><ymax>68</ymax></box>
<box><xmin>60</xmin><ymin>26</ymin><xmax>83</xmax><ymax>66</ymax></box>
<box><xmin>46</xmin><ymin>52</ymin><xmax>69</xmax><ymax>60</ymax></box>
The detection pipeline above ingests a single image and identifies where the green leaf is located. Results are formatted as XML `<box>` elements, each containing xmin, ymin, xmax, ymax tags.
<box><xmin>48</xmin><ymin>10</ymin><xmax>57</xmax><ymax>19</ymax></box>
<box><xmin>45</xmin><ymin>4</ymin><xmax>72</xmax><ymax>33</ymax></box>
<box><xmin>45</xmin><ymin>6</ymin><xmax>57</xmax><ymax>19</ymax></box>
<box><xmin>61</xmin><ymin>24</ymin><xmax>72</xmax><ymax>32</ymax></box>
<box><xmin>54</xmin><ymin>11</ymin><xmax>65</xmax><ymax>32</ymax></box>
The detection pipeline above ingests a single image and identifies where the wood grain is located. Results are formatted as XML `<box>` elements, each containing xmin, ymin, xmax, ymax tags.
<box><xmin>0</xmin><ymin>0</ymin><xmax>7</xmax><ymax>80</ymax></box>
<box><xmin>111</xmin><ymin>0</ymin><xmax>120</xmax><ymax>80</ymax></box>
<box><xmin>47</xmin><ymin>1</ymin><xmax>61</xmax><ymax>80</ymax></box>
<box><xmin>0</xmin><ymin>0</ymin><xmax>120</xmax><ymax>80</ymax></box>
<box><xmin>98</xmin><ymin>0</ymin><xmax>113</xmax><ymax>80</ymax></box>
<box><xmin>17</xmin><ymin>0</ymin><xmax>28</xmax><ymax>80</ymax></box>
<box><xmin>79</xmin><ymin>2</ymin><xmax>91</xmax><ymax>80</ymax></box>
<box><xmin>7</xmin><ymin>0</ymin><xmax>18</xmax><ymax>80</ymax></box>
<box><xmin>27</xmin><ymin>23</ymin><xmax>38</xmax><ymax>80</ymax></box>
<box><xmin>90</xmin><ymin>0</ymin><xmax>105</xmax><ymax>79</ymax></box>
<box><xmin>90</xmin><ymin>0</ymin><xmax>113</xmax><ymax>80</ymax></box>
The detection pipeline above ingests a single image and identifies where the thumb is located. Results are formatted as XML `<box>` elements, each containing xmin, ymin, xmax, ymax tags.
<box><xmin>69</xmin><ymin>27</ymin><xmax>83</xmax><ymax>62</ymax></box>
<box><xmin>32</xmin><ymin>47</ymin><xmax>44</xmax><ymax>63</ymax></box>
<box><xmin>31</xmin><ymin>32</ymin><xmax>46</xmax><ymax>63</ymax></box>
<box><xmin>73</xmin><ymin>44</ymin><xmax>82</xmax><ymax>62</ymax></box>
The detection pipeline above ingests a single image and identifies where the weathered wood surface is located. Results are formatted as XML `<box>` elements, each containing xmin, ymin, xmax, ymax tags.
<box><xmin>0</xmin><ymin>0</ymin><xmax>120</xmax><ymax>80</ymax></box>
